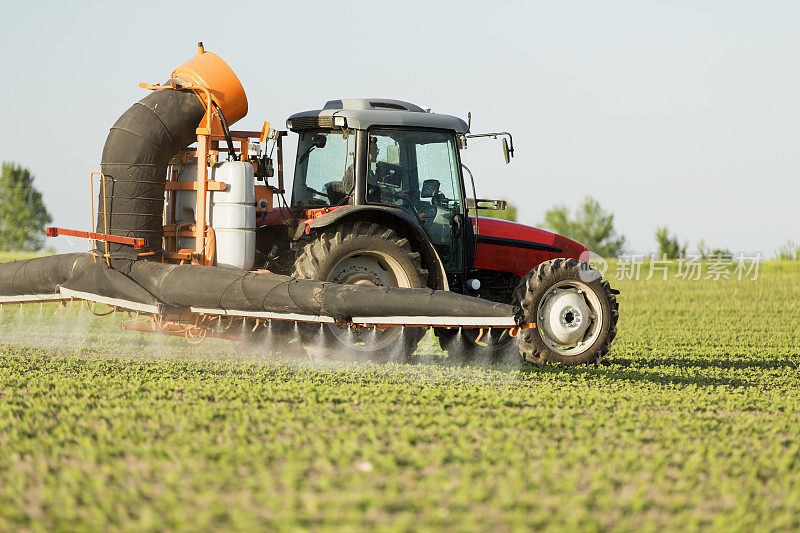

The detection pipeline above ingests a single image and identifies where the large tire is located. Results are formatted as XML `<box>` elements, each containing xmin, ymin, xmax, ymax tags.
<box><xmin>292</xmin><ymin>221</ymin><xmax>428</xmax><ymax>362</ymax></box>
<box><xmin>514</xmin><ymin>258</ymin><xmax>619</xmax><ymax>366</ymax></box>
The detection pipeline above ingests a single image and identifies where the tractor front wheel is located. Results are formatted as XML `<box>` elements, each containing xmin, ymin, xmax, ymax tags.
<box><xmin>292</xmin><ymin>222</ymin><xmax>428</xmax><ymax>361</ymax></box>
<box><xmin>514</xmin><ymin>258</ymin><xmax>619</xmax><ymax>366</ymax></box>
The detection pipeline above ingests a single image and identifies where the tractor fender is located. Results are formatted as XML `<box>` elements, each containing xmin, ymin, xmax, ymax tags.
<box><xmin>295</xmin><ymin>205</ymin><xmax>449</xmax><ymax>290</ymax></box>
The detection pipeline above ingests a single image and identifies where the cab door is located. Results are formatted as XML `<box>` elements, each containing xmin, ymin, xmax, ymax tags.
<box><xmin>367</xmin><ymin>128</ymin><xmax>465</xmax><ymax>273</ymax></box>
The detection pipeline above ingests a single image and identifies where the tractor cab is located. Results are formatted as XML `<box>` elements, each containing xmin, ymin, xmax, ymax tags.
<box><xmin>287</xmin><ymin>99</ymin><xmax>487</xmax><ymax>278</ymax></box>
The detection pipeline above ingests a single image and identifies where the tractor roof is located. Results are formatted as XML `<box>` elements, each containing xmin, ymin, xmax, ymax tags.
<box><xmin>287</xmin><ymin>99</ymin><xmax>469</xmax><ymax>134</ymax></box>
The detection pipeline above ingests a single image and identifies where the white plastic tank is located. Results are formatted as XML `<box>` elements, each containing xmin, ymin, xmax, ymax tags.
<box><xmin>209</xmin><ymin>161</ymin><xmax>256</xmax><ymax>270</ymax></box>
<box><xmin>165</xmin><ymin>160</ymin><xmax>255</xmax><ymax>270</ymax></box>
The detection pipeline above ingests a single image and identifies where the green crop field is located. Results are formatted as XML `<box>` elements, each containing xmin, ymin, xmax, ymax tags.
<box><xmin>0</xmin><ymin>255</ymin><xmax>798</xmax><ymax>531</ymax></box>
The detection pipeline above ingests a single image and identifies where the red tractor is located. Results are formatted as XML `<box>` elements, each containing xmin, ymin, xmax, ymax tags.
<box><xmin>256</xmin><ymin>98</ymin><xmax>619</xmax><ymax>364</ymax></box>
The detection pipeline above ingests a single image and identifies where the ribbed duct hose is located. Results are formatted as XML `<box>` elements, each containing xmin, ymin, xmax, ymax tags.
<box><xmin>0</xmin><ymin>253</ymin><xmax>93</xmax><ymax>296</ymax></box>
<box><xmin>0</xmin><ymin>255</ymin><xmax>514</xmax><ymax>322</ymax></box>
<box><xmin>120</xmin><ymin>260</ymin><xmax>514</xmax><ymax>321</ymax></box>
<box><xmin>96</xmin><ymin>88</ymin><xmax>205</xmax><ymax>257</ymax></box>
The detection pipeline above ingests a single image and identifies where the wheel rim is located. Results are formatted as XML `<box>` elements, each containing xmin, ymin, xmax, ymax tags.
<box><xmin>536</xmin><ymin>280</ymin><xmax>603</xmax><ymax>356</ymax></box>
<box><xmin>326</xmin><ymin>251</ymin><xmax>411</xmax><ymax>352</ymax></box>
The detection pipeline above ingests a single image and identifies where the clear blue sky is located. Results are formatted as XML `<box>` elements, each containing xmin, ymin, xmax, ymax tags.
<box><xmin>1</xmin><ymin>0</ymin><xmax>797</xmax><ymax>256</ymax></box>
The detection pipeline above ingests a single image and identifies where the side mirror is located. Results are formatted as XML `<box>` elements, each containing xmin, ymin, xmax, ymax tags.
<box><xmin>464</xmin><ymin>131</ymin><xmax>515</xmax><ymax>163</ymax></box>
<box><xmin>502</xmin><ymin>138</ymin><xmax>512</xmax><ymax>164</ymax></box>
<box><xmin>465</xmin><ymin>198</ymin><xmax>507</xmax><ymax>210</ymax></box>
<box><xmin>313</xmin><ymin>134</ymin><xmax>327</xmax><ymax>149</ymax></box>
<box><xmin>420</xmin><ymin>179</ymin><xmax>440</xmax><ymax>198</ymax></box>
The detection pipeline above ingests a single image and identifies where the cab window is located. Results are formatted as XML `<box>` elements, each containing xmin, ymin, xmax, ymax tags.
<box><xmin>368</xmin><ymin>129</ymin><xmax>464</xmax><ymax>271</ymax></box>
<box><xmin>292</xmin><ymin>130</ymin><xmax>355</xmax><ymax>207</ymax></box>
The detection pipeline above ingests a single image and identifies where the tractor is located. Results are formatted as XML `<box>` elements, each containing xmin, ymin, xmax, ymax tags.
<box><xmin>255</xmin><ymin>98</ymin><xmax>619</xmax><ymax>364</ymax></box>
<box><xmin>2</xmin><ymin>46</ymin><xmax>618</xmax><ymax>366</ymax></box>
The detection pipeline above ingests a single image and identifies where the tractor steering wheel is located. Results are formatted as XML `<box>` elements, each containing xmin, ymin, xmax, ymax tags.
<box><xmin>393</xmin><ymin>196</ymin><xmax>429</xmax><ymax>227</ymax></box>
<box><xmin>398</xmin><ymin>196</ymin><xmax>421</xmax><ymax>219</ymax></box>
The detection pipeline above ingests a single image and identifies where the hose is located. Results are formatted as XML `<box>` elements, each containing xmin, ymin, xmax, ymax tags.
<box><xmin>98</xmin><ymin>88</ymin><xmax>206</xmax><ymax>258</ymax></box>
<box><xmin>212</xmin><ymin>101</ymin><xmax>239</xmax><ymax>161</ymax></box>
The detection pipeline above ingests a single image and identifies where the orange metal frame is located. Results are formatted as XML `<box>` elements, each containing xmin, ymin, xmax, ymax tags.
<box><xmin>161</xmin><ymin>126</ymin><xmax>276</xmax><ymax>265</ymax></box>
<box><xmin>46</xmin><ymin>227</ymin><xmax>146</xmax><ymax>249</ymax></box>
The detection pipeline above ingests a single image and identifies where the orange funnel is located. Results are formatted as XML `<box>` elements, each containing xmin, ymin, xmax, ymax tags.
<box><xmin>171</xmin><ymin>48</ymin><xmax>248</xmax><ymax>126</ymax></box>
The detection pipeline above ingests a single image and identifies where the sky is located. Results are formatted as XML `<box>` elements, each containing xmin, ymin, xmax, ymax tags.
<box><xmin>1</xmin><ymin>0</ymin><xmax>797</xmax><ymax>257</ymax></box>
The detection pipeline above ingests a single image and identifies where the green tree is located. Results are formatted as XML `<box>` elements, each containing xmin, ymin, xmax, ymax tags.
<box><xmin>775</xmin><ymin>240</ymin><xmax>800</xmax><ymax>261</ymax></box>
<box><xmin>655</xmin><ymin>226</ymin><xmax>687</xmax><ymax>259</ymax></box>
<box><xmin>477</xmin><ymin>201</ymin><xmax>517</xmax><ymax>222</ymax></box>
<box><xmin>542</xmin><ymin>196</ymin><xmax>625</xmax><ymax>257</ymax></box>
<box><xmin>0</xmin><ymin>162</ymin><xmax>53</xmax><ymax>251</ymax></box>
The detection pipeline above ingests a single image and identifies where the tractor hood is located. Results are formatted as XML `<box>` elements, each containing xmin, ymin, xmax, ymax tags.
<box><xmin>471</xmin><ymin>217</ymin><xmax>588</xmax><ymax>277</ymax></box>
<box><xmin>473</xmin><ymin>217</ymin><xmax>556</xmax><ymax>246</ymax></box>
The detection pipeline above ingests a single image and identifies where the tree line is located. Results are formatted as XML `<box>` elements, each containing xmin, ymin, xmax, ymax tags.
<box><xmin>479</xmin><ymin>196</ymin><xmax>798</xmax><ymax>260</ymax></box>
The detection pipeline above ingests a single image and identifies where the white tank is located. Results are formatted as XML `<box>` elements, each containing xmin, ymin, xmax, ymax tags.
<box><xmin>209</xmin><ymin>161</ymin><xmax>256</xmax><ymax>270</ymax></box>
<box><xmin>165</xmin><ymin>160</ymin><xmax>255</xmax><ymax>270</ymax></box>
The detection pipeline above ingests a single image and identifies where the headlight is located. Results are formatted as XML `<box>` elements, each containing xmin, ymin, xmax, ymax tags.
<box><xmin>285</xmin><ymin>119</ymin><xmax>293</xmax><ymax>129</ymax></box>
<box><xmin>334</xmin><ymin>116</ymin><xmax>347</xmax><ymax>127</ymax></box>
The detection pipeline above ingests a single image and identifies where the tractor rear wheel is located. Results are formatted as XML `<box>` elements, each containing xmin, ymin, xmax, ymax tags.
<box><xmin>514</xmin><ymin>258</ymin><xmax>618</xmax><ymax>366</ymax></box>
<box><xmin>292</xmin><ymin>222</ymin><xmax>428</xmax><ymax>361</ymax></box>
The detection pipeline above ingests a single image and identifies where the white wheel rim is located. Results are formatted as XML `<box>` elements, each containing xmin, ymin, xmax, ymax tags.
<box><xmin>536</xmin><ymin>280</ymin><xmax>604</xmax><ymax>356</ymax></box>
<box><xmin>326</xmin><ymin>251</ymin><xmax>410</xmax><ymax>352</ymax></box>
